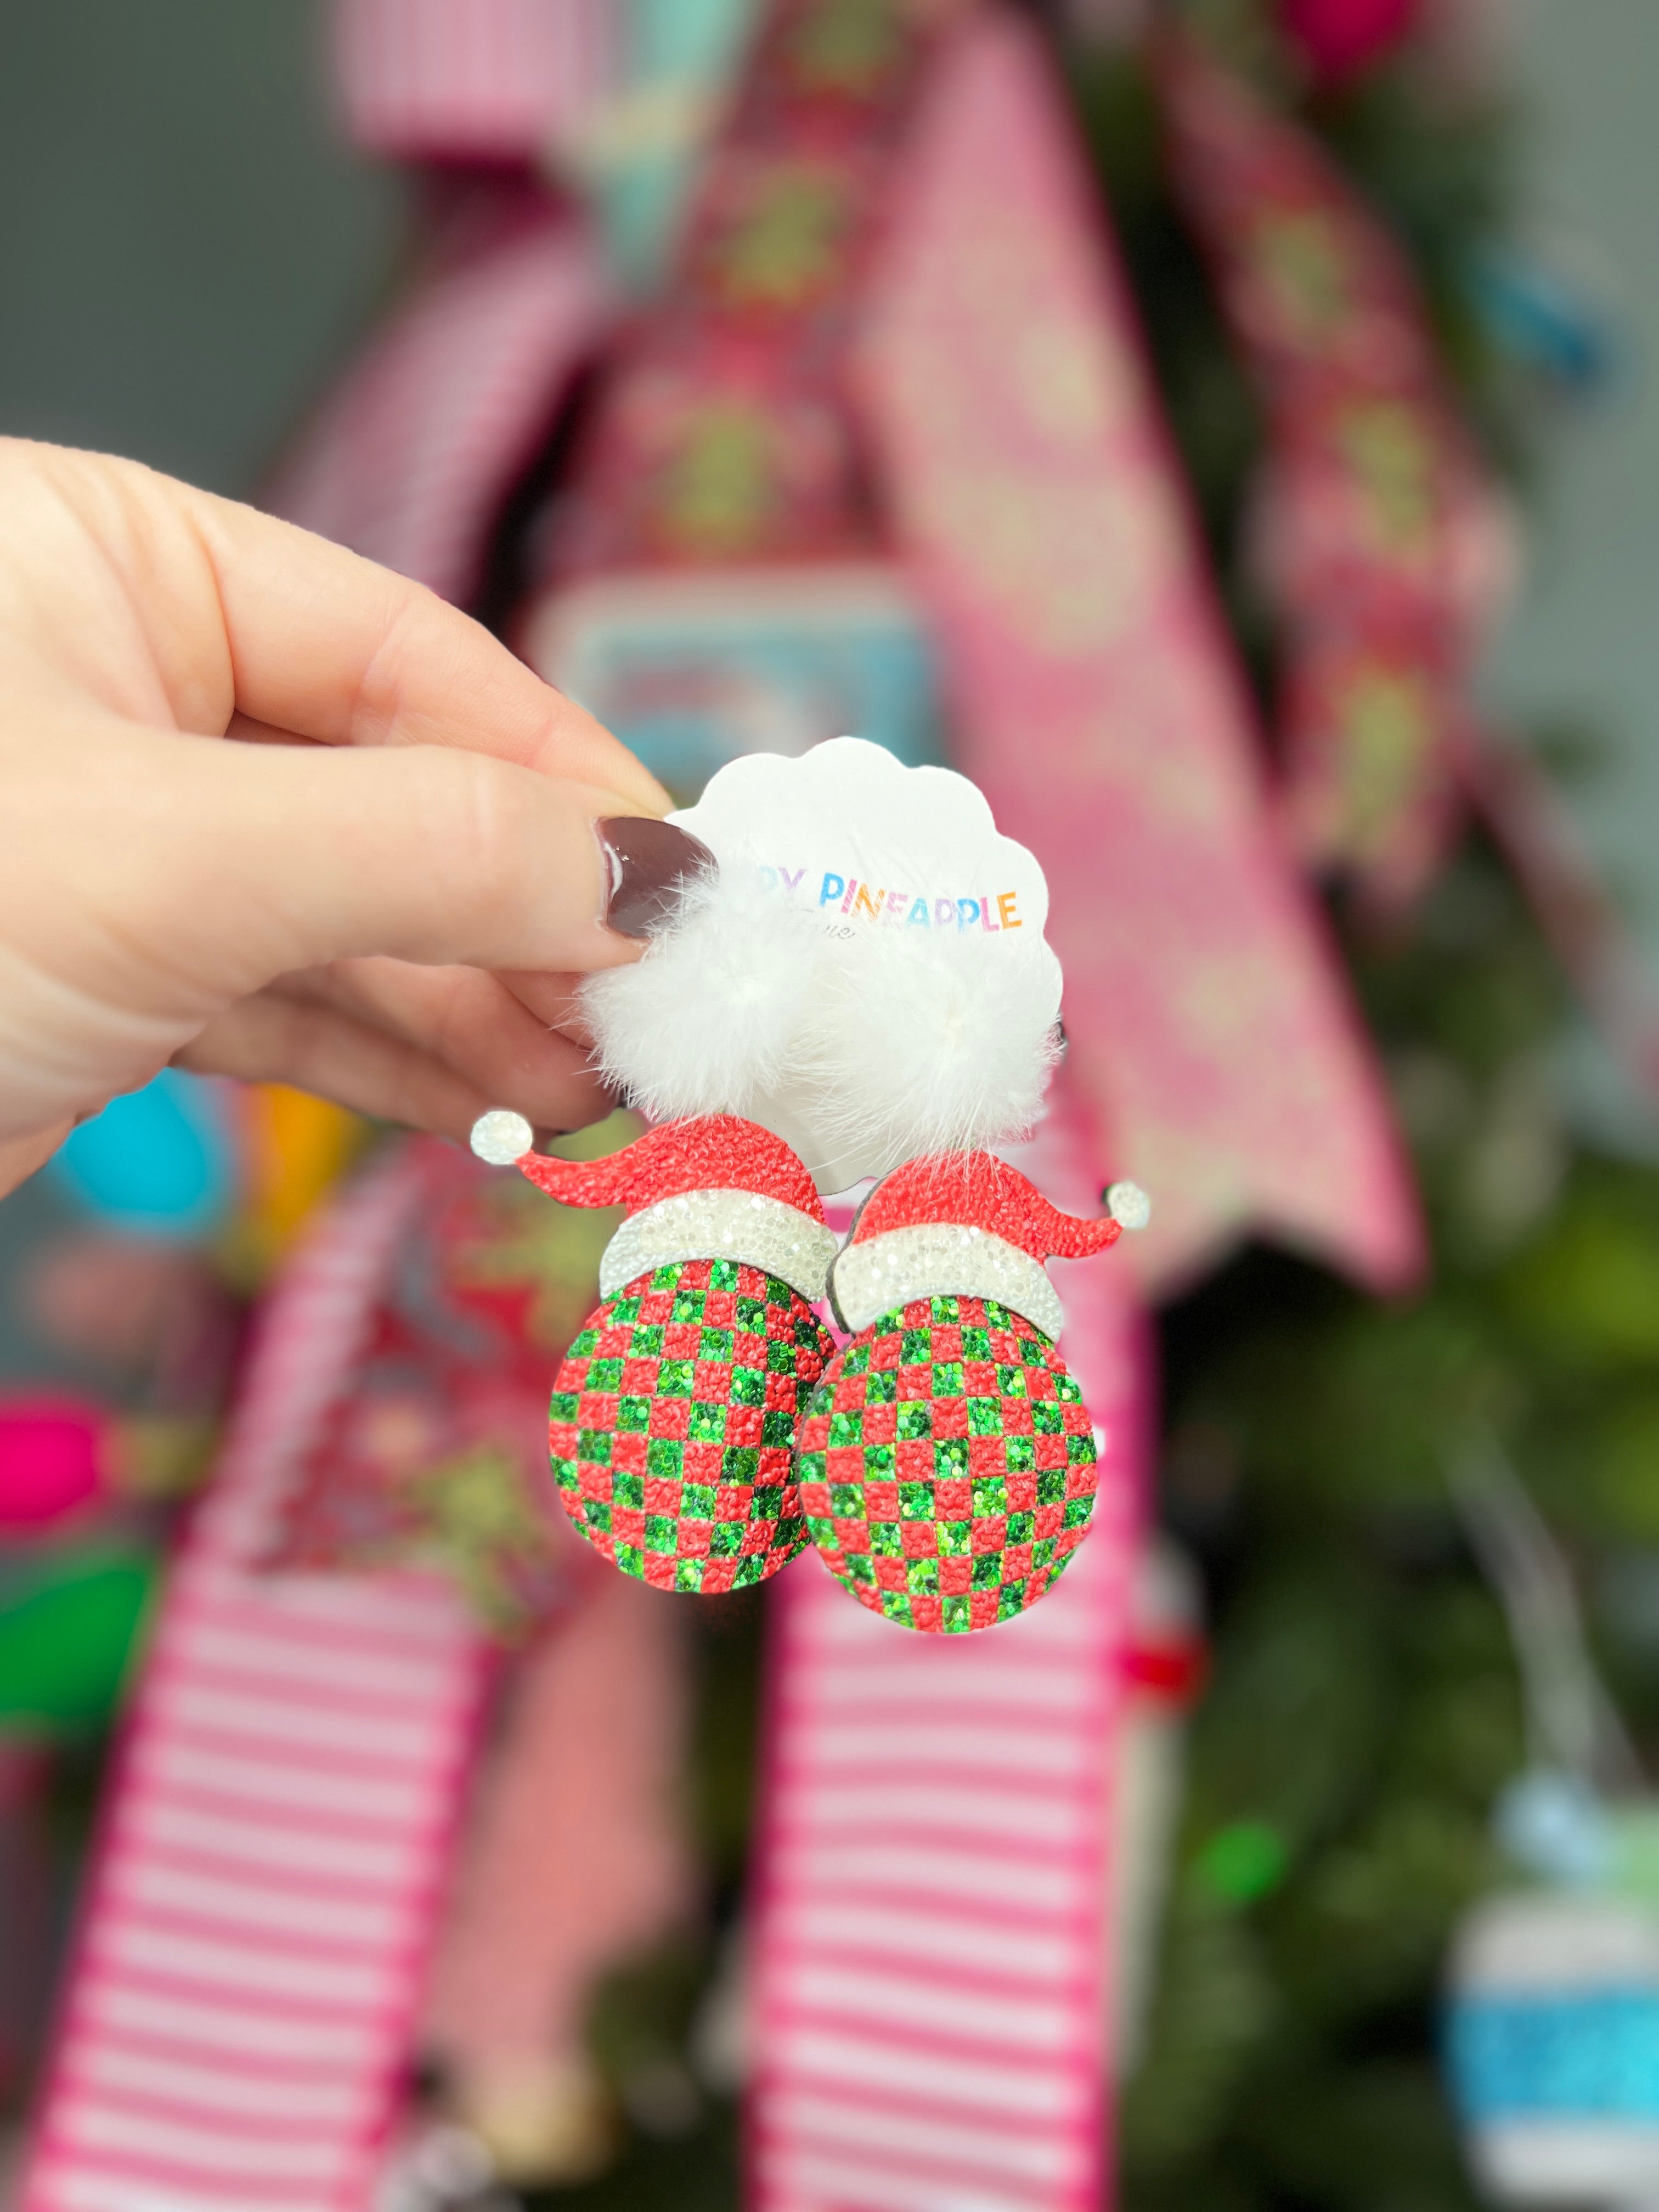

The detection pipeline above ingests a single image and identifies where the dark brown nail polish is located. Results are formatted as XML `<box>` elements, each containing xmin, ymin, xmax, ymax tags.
<box><xmin>596</xmin><ymin>817</ymin><xmax>716</xmax><ymax>940</ymax></box>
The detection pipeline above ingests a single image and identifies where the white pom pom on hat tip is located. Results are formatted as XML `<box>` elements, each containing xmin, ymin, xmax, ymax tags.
<box><xmin>470</xmin><ymin>1109</ymin><xmax>534</xmax><ymax>1166</ymax></box>
<box><xmin>1105</xmin><ymin>1180</ymin><xmax>1152</xmax><ymax>1232</ymax></box>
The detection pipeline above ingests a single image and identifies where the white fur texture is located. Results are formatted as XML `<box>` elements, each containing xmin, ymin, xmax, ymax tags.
<box><xmin>582</xmin><ymin>850</ymin><xmax>1062</xmax><ymax>1192</ymax></box>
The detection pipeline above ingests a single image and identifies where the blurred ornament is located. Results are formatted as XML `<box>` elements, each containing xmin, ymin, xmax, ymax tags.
<box><xmin>0</xmin><ymin>1550</ymin><xmax>154</xmax><ymax>1736</ymax></box>
<box><xmin>232</xmin><ymin>1082</ymin><xmax>367</xmax><ymax>1279</ymax></box>
<box><xmin>1277</xmin><ymin>0</ymin><xmax>1420</xmax><ymax>84</ymax></box>
<box><xmin>0</xmin><ymin>1395</ymin><xmax>112</xmax><ymax>1532</ymax></box>
<box><xmin>47</xmin><ymin>1069</ymin><xmax>234</xmax><ymax>1242</ymax></box>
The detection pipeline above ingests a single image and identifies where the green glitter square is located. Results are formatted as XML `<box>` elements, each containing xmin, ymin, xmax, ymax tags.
<box><xmin>1032</xmin><ymin>1536</ymin><xmax>1056</xmax><ymax>1568</ymax></box>
<box><xmin>961</xmin><ymin>1326</ymin><xmax>992</xmax><ymax>1361</ymax></box>
<box><xmin>570</xmin><ymin>1325</ymin><xmax>601</xmax><ymax>1358</ymax></box>
<box><xmin>931</xmin><ymin>1361</ymin><xmax>964</xmax><ymax>1397</ymax></box>
<box><xmin>997</xmin><ymin>1581</ymin><xmax>1029</xmax><ymax>1620</ymax></box>
<box><xmin>1032</xmin><ymin>1402</ymin><xmax>1064</xmax><ymax>1435</ymax></box>
<box><xmin>896</xmin><ymin>1401</ymin><xmax>931</xmax><ymax>1441</ymax></box>
<box><xmin>1005</xmin><ymin>1436</ymin><xmax>1036</xmax><ymax>1474</ymax></box>
<box><xmin>881</xmin><ymin>1592</ymin><xmax>915</xmax><ymax>1627</ymax></box>
<box><xmin>753</xmin><ymin>1485</ymin><xmax>784</xmax><ymax>1517</ymax></box>
<box><xmin>871</xmin><ymin>1522</ymin><xmax>903</xmax><ymax>1558</ymax></box>
<box><xmin>766</xmin><ymin>1277</ymin><xmax>792</xmax><ymax>1306</ymax></box>
<box><xmin>984</xmin><ymin>1301</ymin><xmax>1014</xmax><ymax>1330</ymax></box>
<box><xmin>1017</xmin><ymin>1334</ymin><xmax>1047</xmax><ymax>1364</ymax></box>
<box><xmin>1067</xmin><ymin>1433</ymin><xmax>1094</xmax><ymax>1465</ymax></box>
<box><xmin>828</xmin><ymin>1409</ymin><xmax>862</xmax><ymax>1448</ymax></box>
<box><xmin>863</xmin><ymin>1443</ymin><xmax>895</xmax><ymax>1478</ymax></box>
<box><xmin>699</xmin><ymin>1326</ymin><xmax>734</xmax><ymax>1361</ymax></box>
<box><xmin>934</xmin><ymin>1438</ymin><xmax>970</xmax><ymax>1478</ymax></box>
<box><xmin>578</xmin><ymin>1427</ymin><xmax>612</xmax><ymax>1465</ymax></box>
<box><xmin>968</xmin><ymin>1398</ymin><xmax>1003</xmax><ymax>1437</ymax></box>
<box><xmin>735</xmin><ymin>1295</ymin><xmax>767</xmax><ymax>1332</ymax></box>
<box><xmin>647</xmin><ymin>1437</ymin><xmax>683</xmax><ymax>1477</ymax></box>
<box><xmin>843</xmin><ymin>1341</ymin><xmax>871</xmax><ymax>1376</ymax></box>
<box><xmin>609</xmin><ymin>1297</ymin><xmax>642</xmax><ymax>1325</ymax></box>
<box><xmin>671</xmin><ymin>1289</ymin><xmax>704</xmax><ymax>1323</ymax></box>
<box><xmin>688</xmin><ymin>1401</ymin><xmax>726</xmax><ymax>1443</ymax></box>
<box><xmin>680</xmin><ymin>1482</ymin><xmax>716</xmax><ymax>1518</ymax></box>
<box><xmin>843</xmin><ymin>1554</ymin><xmax>876</xmax><ymax>1587</ymax></box>
<box><xmin>549</xmin><ymin>1390</ymin><xmax>580</xmax><ymax>1423</ymax></box>
<box><xmin>657</xmin><ymin>1359</ymin><xmax>695</xmax><ymax>1397</ymax></box>
<box><xmin>996</xmin><ymin>1364</ymin><xmax>1027</xmax><ymax>1397</ymax></box>
<box><xmin>675</xmin><ymin>1560</ymin><xmax>705</xmax><ymax>1593</ymax></box>
<box><xmin>644</xmin><ymin>1515</ymin><xmax>678</xmax><ymax>1554</ymax></box>
<box><xmin>731</xmin><ymin>1367</ymin><xmax>766</xmax><ymax>1408</ymax></box>
<box><xmin>766</xmin><ymin>1340</ymin><xmax>797</xmax><ymax>1375</ymax></box>
<box><xmin>1036</xmin><ymin>1469</ymin><xmax>1067</xmax><ymax>1506</ymax></box>
<box><xmin>829</xmin><ymin>1482</ymin><xmax>864</xmax><ymax>1515</ymax></box>
<box><xmin>583</xmin><ymin>1496</ymin><xmax>612</xmax><ymax>1533</ymax></box>
<box><xmin>631</xmin><ymin>1324</ymin><xmax>664</xmax><ymax>1356</ymax></box>
<box><xmin>906</xmin><ymin>1559</ymin><xmax>940</xmax><ymax>1595</ymax></box>
<box><xmin>973</xmin><ymin>1474</ymin><xmax>1008</xmax><ymax>1515</ymax></box>
<box><xmin>864</xmin><ymin>1369</ymin><xmax>897</xmax><ymax>1407</ymax></box>
<box><xmin>586</xmin><ymin>1356</ymin><xmax>624</xmax><ymax>1391</ymax></box>
<box><xmin>898</xmin><ymin>1482</ymin><xmax>933</xmax><ymax>1520</ymax></box>
<box><xmin>708</xmin><ymin>1521</ymin><xmax>744</xmax><ymax>1557</ymax></box>
<box><xmin>762</xmin><ymin>1408</ymin><xmax>794</xmax><ymax>1448</ymax></box>
<box><xmin>552</xmin><ymin>1459</ymin><xmax>579</xmax><ymax>1497</ymax></box>
<box><xmin>797</xmin><ymin>1451</ymin><xmax>826</xmax><ymax>1483</ymax></box>
<box><xmin>615</xmin><ymin>1542</ymin><xmax>645</xmax><ymax>1577</ymax></box>
<box><xmin>722</xmin><ymin>1446</ymin><xmax>759</xmax><ymax>1481</ymax></box>
<box><xmin>938</xmin><ymin>1520</ymin><xmax>972</xmax><ymax>1556</ymax></box>
<box><xmin>1063</xmin><ymin>1497</ymin><xmax>1093</xmax><ymax>1530</ymax></box>
<box><xmin>1006</xmin><ymin>1511</ymin><xmax>1035</xmax><ymax>1544</ymax></box>
<box><xmin>732</xmin><ymin>1553</ymin><xmax>768</xmax><ymax>1587</ymax></box>
<box><xmin>617</xmin><ymin>1395</ymin><xmax>651</xmax><ymax>1434</ymax></box>
<box><xmin>710</xmin><ymin>1258</ymin><xmax>740</xmax><ymax>1291</ymax></box>
<box><xmin>930</xmin><ymin>1295</ymin><xmax>960</xmax><ymax>1323</ymax></box>
<box><xmin>901</xmin><ymin>1327</ymin><xmax>933</xmax><ymax>1363</ymax></box>
<box><xmin>612</xmin><ymin>1472</ymin><xmax>645</xmax><ymax>1511</ymax></box>
<box><xmin>941</xmin><ymin>1594</ymin><xmax>972</xmax><ymax>1633</ymax></box>
<box><xmin>972</xmin><ymin>1554</ymin><xmax>1003</xmax><ymax>1590</ymax></box>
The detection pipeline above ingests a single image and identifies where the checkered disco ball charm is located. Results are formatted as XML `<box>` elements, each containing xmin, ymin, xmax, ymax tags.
<box><xmin>795</xmin><ymin>1293</ymin><xmax>1098</xmax><ymax>1633</ymax></box>
<box><xmin>549</xmin><ymin>1257</ymin><xmax>835</xmax><ymax>1593</ymax></box>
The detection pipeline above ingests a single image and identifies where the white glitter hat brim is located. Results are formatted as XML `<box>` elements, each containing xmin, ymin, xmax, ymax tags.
<box><xmin>601</xmin><ymin>1190</ymin><xmax>839</xmax><ymax>1305</ymax></box>
<box><xmin>830</xmin><ymin>1224</ymin><xmax>1063</xmax><ymax>1341</ymax></box>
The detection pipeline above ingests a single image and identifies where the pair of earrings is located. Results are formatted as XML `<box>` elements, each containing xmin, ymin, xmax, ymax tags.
<box><xmin>470</xmin><ymin>1109</ymin><xmax>1146</xmax><ymax>1634</ymax></box>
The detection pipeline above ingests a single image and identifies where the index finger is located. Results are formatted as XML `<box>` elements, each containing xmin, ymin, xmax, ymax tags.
<box><xmin>165</xmin><ymin>460</ymin><xmax>665</xmax><ymax>810</ymax></box>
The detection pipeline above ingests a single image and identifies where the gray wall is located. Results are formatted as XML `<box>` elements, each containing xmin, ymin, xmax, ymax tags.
<box><xmin>0</xmin><ymin>0</ymin><xmax>403</xmax><ymax>498</ymax></box>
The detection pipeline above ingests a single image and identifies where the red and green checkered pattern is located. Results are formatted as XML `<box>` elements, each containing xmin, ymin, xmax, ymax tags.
<box><xmin>548</xmin><ymin>1256</ymin><xmax>834</xmax><ymax>1594</ymax></box>
<box><xmin>795</xmin><ymin>1293</ymin><xmax>1098</xmax><ymax>1633</ymax></box>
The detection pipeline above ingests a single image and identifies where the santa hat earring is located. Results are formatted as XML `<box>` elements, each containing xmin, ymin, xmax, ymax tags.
<box><xmin>796</xmin><ymin>1153</ymin><xmax>1149</xmax><ymax>1634</ymax></box>
<box><xmin>471</xmin><ymin>1110</ymin><xmax>838</xmax><ymax>1594</ymax></box>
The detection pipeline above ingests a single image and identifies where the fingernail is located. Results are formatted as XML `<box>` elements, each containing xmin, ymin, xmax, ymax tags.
<box><xmin>596</xmin><ymin>817</ymin><xmax>716</xmax><ymax>940</ymax></box>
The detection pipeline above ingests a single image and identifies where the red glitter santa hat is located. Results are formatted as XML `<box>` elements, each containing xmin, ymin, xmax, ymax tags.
<box><xmin>514</xmin><ymin>1114</ymin><xmax>826</xmax><ymax>1223</ymax></box>
<box><xmin>469</xmin><ymin>1111</ymin><xmax>837</xmax><ymax>1305</ymax></box>
<box><xmin>831</xmin><ymin>1150</ymin><xmax>1147</xmax><ymax>1340</ymax></box>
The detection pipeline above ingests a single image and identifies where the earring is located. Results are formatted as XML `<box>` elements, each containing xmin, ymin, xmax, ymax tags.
<box><xmin>795</xmin><ymin>1153</ymin><xmax>1147</xmax><ymax>1634</ymax></box>
<box><xmin>472</xmin><ymin>1111</ymin><xmax>839</xmax><ymax>1594</ymax></box>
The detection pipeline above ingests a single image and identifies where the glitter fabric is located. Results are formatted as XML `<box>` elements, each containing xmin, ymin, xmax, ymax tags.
<box><xmin>517</xmin><ymin>1115</ymin><xmax>823</xmax><ymax>1218</ymax></box>
<box><xmin>831</xmin><ymin>1222</ymin><xmax>1063</xmax><ymax>1340</ymax></box>
<box><xmin>550</xmin><ymin>1256</ymin><xmax>834</xmax><ymax>1593</ymax></box>
<box><xmin>796</xmin><ymin>1293</ymin><xmax>1097</xmax><ymax>1633</ymax></box>
<box><xmin>600</xmin><ymin>1190</ymin><xmax>838</xmax><ymax>1305</ymax></box>
<box><xmin>520</xmin><ymin>1119</ymin><xmax>836</xmax><ymax>1596</ymax></box>
<box><xmin>845</xmin><ymin>1150</ymin><xmax>1124</xmax><ymax>1261</ymax></box>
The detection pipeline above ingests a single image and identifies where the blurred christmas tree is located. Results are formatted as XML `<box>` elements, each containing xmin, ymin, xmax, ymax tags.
<box><xmin>1063</xmin><ymin>8</ymin><xmax>1659</xmax><ymax>2208</ymax></box>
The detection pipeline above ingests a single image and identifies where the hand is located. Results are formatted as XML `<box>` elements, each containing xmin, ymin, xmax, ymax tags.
<box><xmin>0</xmin><ymin>441</ymin><xmax>692</xmax><ymax>1197</ymax></box>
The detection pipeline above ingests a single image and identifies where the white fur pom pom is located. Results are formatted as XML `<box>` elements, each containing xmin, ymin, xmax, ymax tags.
<box><xmin>580</xmin><ymin>865</ymin><xmax>820</xmax><ymax>1125</ymax></box>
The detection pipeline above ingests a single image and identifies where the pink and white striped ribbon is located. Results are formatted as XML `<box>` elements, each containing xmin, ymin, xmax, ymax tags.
<box><xmin>751</xmin><ymin>1132</ymin><xmax>1145</xmax><ymax>2212</ymax></box>
<box><xmin>20</xmin><ymin>1154</ymin><xmax>493</xmax><ymax>2212</ymax></box>
<box><xmin>268</xmin><ymin>185</ymin><xmax>609</xmax><ymax>608</ymax></box>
